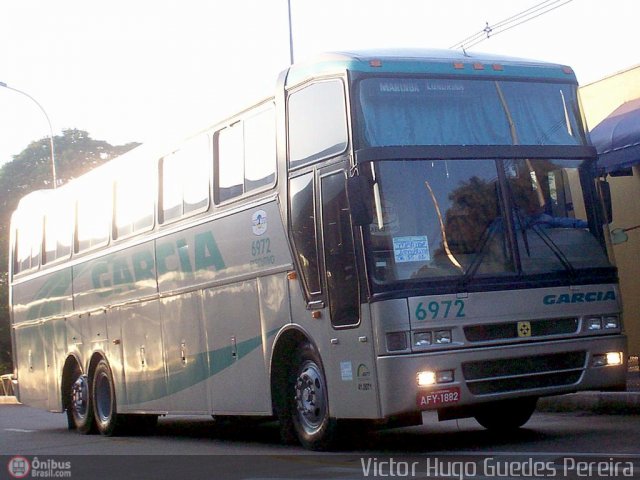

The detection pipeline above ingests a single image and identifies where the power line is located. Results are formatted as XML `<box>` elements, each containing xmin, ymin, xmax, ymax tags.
<box><xmin>450</xmin><ymin>0</ymin><xmax>570</xmax><ymax>50</ymax></box>
<box><xmin>449</xmin><ymin>0</ymin><xmax>574</xmax><ymax>52</ymax></box>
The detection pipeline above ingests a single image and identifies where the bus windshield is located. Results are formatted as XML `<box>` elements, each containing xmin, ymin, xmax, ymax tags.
<box><xmin>365</xmin><ymin>158</ymin><xmax>612</xmax><ymax>285</ymax></box>
<box><xmin>357</xmin><ymin>77</ymin><xmax>587</xmax><ymax>146</ymax></box>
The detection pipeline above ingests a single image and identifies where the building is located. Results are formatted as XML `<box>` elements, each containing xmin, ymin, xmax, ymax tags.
<box><xmin>580</xmin><ymin>65</ymin><xmax>640</xmax><ymax>356</ymax></box>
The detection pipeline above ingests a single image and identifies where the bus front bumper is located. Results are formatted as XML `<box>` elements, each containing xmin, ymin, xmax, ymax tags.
<box><xmin>376</xmin><ymin>335</ymin><xmax>627</xmax><ymax>417</ymax></box>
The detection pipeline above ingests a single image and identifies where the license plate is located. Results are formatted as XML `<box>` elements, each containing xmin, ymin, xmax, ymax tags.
<box><xmin>416</xmin><ymin>386</ymin><xmax>461</xmax><ymax>409</ymax></box>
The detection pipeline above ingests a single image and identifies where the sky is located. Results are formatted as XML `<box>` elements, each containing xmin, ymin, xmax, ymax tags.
<box><xmin>0</xmin><ymin>0</ymin><xmax>638</xmax><ymax>170</ymax></box>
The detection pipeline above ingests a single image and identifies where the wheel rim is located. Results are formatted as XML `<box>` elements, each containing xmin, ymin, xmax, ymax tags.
<box><xmin>94</xmin><ymin>371</ymin><xmax>112</xmax><ymax>423</ymax></box>
<box><xmin>71</xmin><ymin>375</ymin><xmax>89</xmax><ymax>419</ymax></box>
<box><xmin>294</xmin><ymin>361</ymin><xmax>327</xmax><ymax>434</ymax></box>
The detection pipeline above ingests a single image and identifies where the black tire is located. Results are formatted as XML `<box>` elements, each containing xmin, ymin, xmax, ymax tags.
<box><xmin>92</xmin><ymin>359</ymin><xmax>122</xmax><ymax>436</ymax></box>
<box><xmin>474</xmin><ymin>397</ymin><xmax>538</xmax><ymax>432</ymax></box>
<box><xmin>284</xmin><ymin>342</ymin><xmax>338</xmax><ymax>451</ymax></box>
<box><xmin>67</xmin><ymin>366</ymin><xmax>95</xmax><ymax>434</ymax></box>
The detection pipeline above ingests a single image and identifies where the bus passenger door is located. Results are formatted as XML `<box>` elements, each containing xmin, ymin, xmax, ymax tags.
<box><xmin>319</xmin><ymin>169</ymin><xmax>379</xmax><ymax>419</ymax></box>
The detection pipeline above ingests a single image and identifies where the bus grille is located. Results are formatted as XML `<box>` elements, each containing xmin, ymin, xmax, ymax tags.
<box><xmin>462</xmin><ymin>351</ymin><xmax>586</xmax><ymax>396</ymax></box>
<box><xmin>464</xmin><ymin>318</ymin><xmax>579</xmax><ymax>342</ymax></box>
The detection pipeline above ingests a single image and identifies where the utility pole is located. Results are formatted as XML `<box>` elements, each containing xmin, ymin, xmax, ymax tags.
<box><xmin>287</xmin><ymin>0</ymin><xmax>295</xmax><ymax>64</ymax></box>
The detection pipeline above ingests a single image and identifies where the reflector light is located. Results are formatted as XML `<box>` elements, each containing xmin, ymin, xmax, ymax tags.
<box><xmin>386</xmin><ymin>332</ymin><xmax>407</xmax><ymax>352</ymax></box>
<box><xmin>436</xmin><ymin>370</ymin><xmax>454</xmax><ymax>383</ymax></box>
<box><xmin>473</xmin><ymin>63</ymin><xmax>484</xmax><ymax>70</ymax></box>
<box><xmin>453</xmin><ymin>62</ymin><xmax>465</xmax><ymax>70</ymax></box>
<box><xmin>492</xmin><ymin>64</ymin><xmax>504</xmax><ymax>71</ymax></box>
<box><xmin>370</xmin><ymin>59</ymin><xmax>382</xmax><ymax>68</ymax></box>
<box><xmin>562</xmin><ymin>66</ymin><xmax>573</xmax><ymax>74</ymax></box>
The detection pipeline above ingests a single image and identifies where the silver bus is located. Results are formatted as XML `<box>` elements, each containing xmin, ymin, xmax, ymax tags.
<box><xmin>9</xmin><ymin>50</ymin><xmax>627</xmax><ymax>450</ymax></box>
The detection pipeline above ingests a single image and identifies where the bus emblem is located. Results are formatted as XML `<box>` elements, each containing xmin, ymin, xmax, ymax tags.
<box><xmin>517</xmin><ymin>321</ymin><xmax>532</xmax><ymax>338</ymax></box>
<box><xmin>252</xmin><ymin>210</ymin><xmax>268</xmax><ymax>236</ymax></box>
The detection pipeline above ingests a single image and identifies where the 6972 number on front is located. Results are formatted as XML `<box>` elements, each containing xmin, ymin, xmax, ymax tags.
<box><xmin>416</xmin><ymin>387</ymin><xmax>461</xmax><ymax>409</ymax></box>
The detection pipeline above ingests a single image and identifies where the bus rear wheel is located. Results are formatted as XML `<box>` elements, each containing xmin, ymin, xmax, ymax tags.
<box><xmin>68</xmin><ymin>367</ymin><xmax>95</xmax><ymax>434</ymax></box>
<box><xmin>92</xmin><ymin>359</ymin><xmax>121</xmax><ymax>436</ymax></box>
<box><xmin>286</xmin><ymin>343</ymin><xmax>338</xmax><ymax>451</ymax></box>
<box><xmin>474</xmin><ymin>397</ymin><xmax>538</xmax><ymax>432</ymax></box>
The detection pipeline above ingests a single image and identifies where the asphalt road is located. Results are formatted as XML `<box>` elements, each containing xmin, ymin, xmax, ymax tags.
<box><xmin>1</xmin><ymin>403</ymin><xmax>639</xmax><ymax>479</ymax></box>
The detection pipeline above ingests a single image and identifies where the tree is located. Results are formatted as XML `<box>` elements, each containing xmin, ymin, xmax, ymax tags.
<box><xmin>0</xmin><ymin>129</ymin><xmax>139</xmax><ymax>374</ymax></box>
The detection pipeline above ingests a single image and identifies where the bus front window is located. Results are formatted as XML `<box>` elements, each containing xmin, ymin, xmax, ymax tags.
<box><xmin>505</xmin><ymin>158</ymin><xmax>611</xmax><ymax>273</ymax></box>
<box><xmin>357</xmin><ymin>78</ymin><xmax>587</xmax><ymax>147</ymax></box>
<box><xmin>368</xmin><ymin>159</ymin><xmax>512</xmax><ymax>283</ymax></box>
<box><xmin>365</xmin><ymin>158</ymin><xmax>612</xmax><ymax>287</ymax></box>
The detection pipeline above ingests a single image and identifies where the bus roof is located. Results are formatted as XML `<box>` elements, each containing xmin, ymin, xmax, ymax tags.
<box><xmin>285</xmin><ymin>48</ymin><xmax>577</xmax><ymax>87</ymax></box>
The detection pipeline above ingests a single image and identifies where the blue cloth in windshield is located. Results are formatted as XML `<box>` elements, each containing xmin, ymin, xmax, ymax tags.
<box><xmin>527</xmin><ymin>213</ymin><xmax>587</xmax><ymax>229</ymax></box>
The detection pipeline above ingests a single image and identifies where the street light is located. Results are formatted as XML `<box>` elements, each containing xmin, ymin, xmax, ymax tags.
<box><xmin>0</xmin><ymin>81</ymin><xmax>57</xmax><ymax>188</ymax></box>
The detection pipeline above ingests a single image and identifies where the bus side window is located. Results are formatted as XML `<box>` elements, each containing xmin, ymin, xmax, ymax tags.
<box><xmin>160</xmin><ymin>135</ymin><xmax>210</xmax><ymax>223</ymax></box>
<box><xmin>287</xmin><ymin>79</ymin><xmax>348</xmax><ymax>169</ymax></box>
<box><xmin>14</xmin><ymin>211</ymin><xmax>43</xmax><ymax>274</ymax></box>
<box><xmin>321</xmin><ymin>172</ymin><xmax>359</xmax><ymax>327</ymax></box>
<box><xmin>76</xmin><ymin>181</ymin><xmax>111</xmax><ymax>251</ymax></box>
<box><xmin>114</xmin><ymin>160</ymin><xmax>154</xmax><ymax>239</ymax></box>
<box><xmin>183</xmin><ymin>136</ymin><xmax>210</xmax><ymax>214</ymax></box>
<box><xmin>244</xmin><ymin>106</ymin><xmax>276</xmax><ymax>192</ymax></box>
<box><xmin>160</xmin><ymin>152</ymin><xmax>183</xmax><ymax>222</ymax></box>
<box><xmin>44</xmin><ymin>195</ymin><xmax>72</xmax><ymax>264</ymax></box>
<box><xmin>215</xmin><ymin>103</ymin><xmax>276</xmax><ymax>204</ymax></box>
<box><xmin>216</xmin><ymin>122</ymin><xmax>244</xmax><ymax>203</ymax></box>
<box><xmin>289</xmin><ymin>172</ymin><xmax>322</xmax><ymax>297</ymax></box>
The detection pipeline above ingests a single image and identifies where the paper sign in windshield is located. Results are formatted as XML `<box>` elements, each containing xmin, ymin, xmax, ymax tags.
<box><xmin>393</xmin><ymin>236</ymin><xmax>430</xmax><ymax>263</ymax></box>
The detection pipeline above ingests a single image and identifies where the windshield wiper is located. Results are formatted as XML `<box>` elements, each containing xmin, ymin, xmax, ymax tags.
<box><xmin>524</xmin><ymin>221</ymin><xmax>577</xmax><ymax>279</ymax></box>
<box><xmin>459</xmin><ymin>220</ymin><xmax>501</xmax><ymax>287</ymax></box>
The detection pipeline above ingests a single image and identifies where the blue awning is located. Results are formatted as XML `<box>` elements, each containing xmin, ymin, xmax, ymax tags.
<box><xmin>590</xmin><ymin>98</ymin><xmax>640</xmax><ymax>174</ymax></box>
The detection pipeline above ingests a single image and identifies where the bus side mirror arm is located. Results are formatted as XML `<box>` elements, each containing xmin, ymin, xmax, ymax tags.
<box><xmin>598</xmin><ymin>179</ymin><xmax>613</xmax><ymax>224</ymax></box>
<box><xmin>346</xmin><ymin>175</ymin><xmax>373</xmax><ymax>226</ymax></box>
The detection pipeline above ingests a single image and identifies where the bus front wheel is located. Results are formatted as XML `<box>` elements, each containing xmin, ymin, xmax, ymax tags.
<box><xmin>474</xmin><ymin>397</ymin><xmax>538</xmax><ymax>432</ymax></box>
<box><xmin>286</xmin><ymin>343</ymin><xmax>338</xmax><ymax>450</ymax></box>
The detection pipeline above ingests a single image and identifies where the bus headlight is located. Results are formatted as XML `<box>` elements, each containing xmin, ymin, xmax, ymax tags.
<box><xmin>434</xmin><ymin>330</ymin><xmax>452</xmax><ymax>344</ymax></box>
<box><xmin>592</xmin><ymin>351</ymin><xmax>624</xmax><ymax>367</ymax></box>
<box><xmin>603</xmin><ymin>316</ymin><xmax>620</xmax><ymax>329</ymax></box>
<box><xmin>417</xmin><ymin>369</ymin><xmax>455</xmax><ymax>386</ymax></box>
<box><xmin>417</xmin><ymin>371</ymin><xmax>436</xmax><ymax>386</ymax></box>
<box><xmin>413</xmin><ymin>332</ymin><xmax>432</xmax><ymax>347</ymax></box>
<box><xmin>586</xmin><ymin>317</ymin><xmax>602</xmax><ymax>330</ymax></box>
<box><xmin>606</xmin><ymin>351</ymin><xmax>624</xmax><ymax>366</ymax></box>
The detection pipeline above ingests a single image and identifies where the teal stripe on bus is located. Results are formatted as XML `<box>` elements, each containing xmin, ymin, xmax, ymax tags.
<box><xmin>124</xmin><ymin>327</ymin><xmax>280</xmax><ymax>406</ymax></box>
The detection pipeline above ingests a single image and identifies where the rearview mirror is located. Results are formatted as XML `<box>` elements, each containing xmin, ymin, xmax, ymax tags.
<box><xmin>346</xmin><ymin>175</ymin><xmax>373</xmax><ymax>226</ymax></box>
<box><xmin>611</xmin><ymin>228</ymin><xmax>629</xmax><ymax>245</ymax></box>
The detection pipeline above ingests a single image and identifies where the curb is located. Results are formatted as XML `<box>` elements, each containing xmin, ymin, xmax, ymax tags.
<box><xmin>537</xmin><ymin>391</ymin><xmax>640</xmax><ymax>414</ymax></box>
